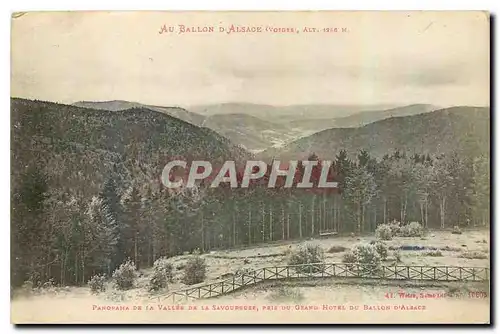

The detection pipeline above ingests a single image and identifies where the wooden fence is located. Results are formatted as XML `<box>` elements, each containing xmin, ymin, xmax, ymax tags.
<box><xmin>156</xmin><ymin>263</ymin><xmax>490</xmax><ymax>303</ymax></box>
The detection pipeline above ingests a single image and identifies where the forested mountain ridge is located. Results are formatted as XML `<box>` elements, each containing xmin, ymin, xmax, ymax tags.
<box><xmin>190</xmin><ymin>103</ymin><xmax>399</xmax><ymax>121</ymax></box>
<box><xmin>261</xmin><ymin>106</ymin><xmax>490</xmax><ymax>161</ymax></box>
<box><xmin>11</xmin><ymin>98</ymin><xmax>250</xmax><ymax>287</ymax></box>
<box><xmin>14</xmin><ymin>98</ymin><xmax>248</xmax><ymax>159</ymax></box>
<box><xmin>327</xmin><ymin>103</ymin><xmax>438</xmax><ymax>128</ymax></box>
<box><xmin>285</xmin><ymin>104</ymin><xmax>438</xmax><ymax>132</ymax></box>
<box><xmin>73</xmin><ymin>101</ymin><xmax>304</xmax><ymax>152</ymax></box>
<box><xmin>73</xmin><ymin>100</ymin><xmax>206</xmax><ymax>126</ymax></box>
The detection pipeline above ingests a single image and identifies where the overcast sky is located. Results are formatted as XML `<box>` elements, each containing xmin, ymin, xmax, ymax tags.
<box><xmin>11</xmin><ymin>11</ymin><xmax>489</xmax><ymax>107</ymax></box>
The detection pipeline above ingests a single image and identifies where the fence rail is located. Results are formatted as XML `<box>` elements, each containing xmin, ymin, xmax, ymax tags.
<box><xmin>155</xmin><ymin>263</ymin><xmax>489</xmax><ymax>303</ymax></box>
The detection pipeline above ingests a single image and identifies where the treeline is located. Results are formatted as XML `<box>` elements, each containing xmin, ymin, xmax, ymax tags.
<box><xmin>11</xmin><ymin>149</ymin><xmax>489</xmax><ymax>288</ymax></box>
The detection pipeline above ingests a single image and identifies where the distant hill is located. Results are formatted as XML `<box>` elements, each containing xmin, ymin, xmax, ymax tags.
<box><xmin>73</xmin><ymin>100</ymin><xmax>205</xmax><ymax>126</ymax></box>
<box><xmin>286</xmin><ymin>118</ymin><xmax>338</xmax><ymax>132</ymax></box>
<box><xmin>286</xmin><ymin>104</ymin><xmax>439</xmax><ymax>132</ymax></box>
<box><xmin>331</xmin><ymin>104</ymin><xmax>439</xmax><ymax>128</ymax></box>
<box><xmin>190</xmin><ymin>103</ymin><xmax>399</xmax><ymax>123</ymax></box>
<box><xmin>260</xmin><ymin>106</ymin><xmax>490</xmax><ymax>161</ymax></box>
<box><xmin>12</xmin><ymin>98</ymin><xmax>250</xmax><ymax>200</ymax></box>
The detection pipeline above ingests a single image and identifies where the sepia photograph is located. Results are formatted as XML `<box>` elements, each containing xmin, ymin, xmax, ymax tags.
<box><xmin>9</xmin><ymin>11</ymin><xmax>490</xmax><ymax>324</ymax></box>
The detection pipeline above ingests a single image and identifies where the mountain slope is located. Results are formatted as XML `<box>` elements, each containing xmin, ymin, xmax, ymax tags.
<box><xmin>201</xmin><ymin>113</ymin><xmax>300</xmax><ymax>152</ymax></box>
<box><xmin>286</xmin><ymin>104</ymin><xmax>439</xmax><ymax>132</ymax></box>
<box><xmin>331</xmin><ymin>104</ymin><xmax>439</xmax><ymax>128</ymax></box>
<box><xmin>12</xmin><ymin>98</ymin><xmax>250</xmax><ymax>199</ymax></box>
<box><xmin>73</xmin><ymin>101</ymin><xmax>311</xmax><ymax>152</ymax></box>
<box><xmin>260</xmin><ymin>106</ymin><xmax>490</xmax><ymax>161</ymax></box>
<box><xmin>73</xmin><ymin>100</ymin><xmax>205</xmax><ymax>126</ymax></box>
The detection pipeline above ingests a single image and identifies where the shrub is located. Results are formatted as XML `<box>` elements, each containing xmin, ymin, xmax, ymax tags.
<box><xmin>148</xmin><ymin>271</ymin><xmax>166</xmax><ymax>292</ymax></box>
<box><xmin>154</xmin><ymin>258</ymin><xmax>174</xmax><ymax>280</ymax></box>
<box><xmin>112</xmin><ymin>260</ymin><xmax>137</xmax><ymax>290</ymax></box>
<box><xmin>452</xmin><ymin>226</ymin><xmax>462</xmax><ymax>235</ymax></box>
<box><xmin>425</xmin><ymin>250</ymin><xmax>443</xmax><ymax>257</ymax></box>
<box><xmin>388</xmin><ymin>220</ymin><xmax>402</xmax><ymax>236</ymax></box>
<box><xmin>41</xmin><ymin>278</ymin><xmax>56</xmax><ymax>289</ymax></box>
<box><xmin>24</xmin><ymin>272</ymin><xmax>42</xmax><ymax>290</ymax></box>
<box><xmin>374</xmin><ymin>242</ymin><xmax>388</xmax><ymax>260</ymax></box>
<box><xmin>353</xmin><ymin>243</ymin><xmax>382</xmax><ymax>266</ymax></box>
<box><xmin>88</xmin><ymin>274</ymin><xmax>107</xmax><ymax>294</ymax></box>
<box><xmin>342</xmin><ymin>251</ymin><xmax>357</xmax><ymax>264</ymax></box>
<box><xmin>394</xmin><ymin>250</ymin><xmax>402</xmax><ymax>263</ymax></box>
<box><xmin>148</xmin><ymin>258</ymin><xmax>174</xmax><ymax>292</ymax></box>
<box><xmin>182</xmin><ymin>256</ymin><xmax>207</xmax><ymax>285</ymax></box>
<box><xmin>375</xmin><ymin>224</ymin><xmax>393</xmax><ymax>240</ymax></box>
<box><xmin>400</xmin><ymin>222</ymin><xmax>424</xmax><ymax>237</ymax></box>
<box><xmin>21</xmin><ymin>280</ymin><xmax>35</xmax><ymax>292</ymax></box>
<box><xmin>327</xmin><ymin>245</ymin><xmax>347</xmax><ymax>253</ymax></box>
<box><xmin>460</xmin><ymin>251</ymin><xmax>488</xmax><ymax>260</ymax></box>
<box><xmin>342</xmin><ymin>243</ymin><xmax>381</xmax><ymax>274</ymax></box>
<box><xmin>288</xmin><ymin>244</ymin><xmax>325</xmax><ymax>273</ymax></box>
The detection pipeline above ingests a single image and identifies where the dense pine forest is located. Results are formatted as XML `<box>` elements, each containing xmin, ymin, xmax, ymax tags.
<box><xmin>11</xmin><ymin>98</ymin><xmax>490</xmax><ymax>288</ymax></box>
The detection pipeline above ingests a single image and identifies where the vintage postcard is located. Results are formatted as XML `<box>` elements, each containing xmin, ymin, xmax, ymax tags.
<box><xmin>10</xmin><ymin>11</ymin><xmax>490</xmax><ymax>324</ymax></box>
